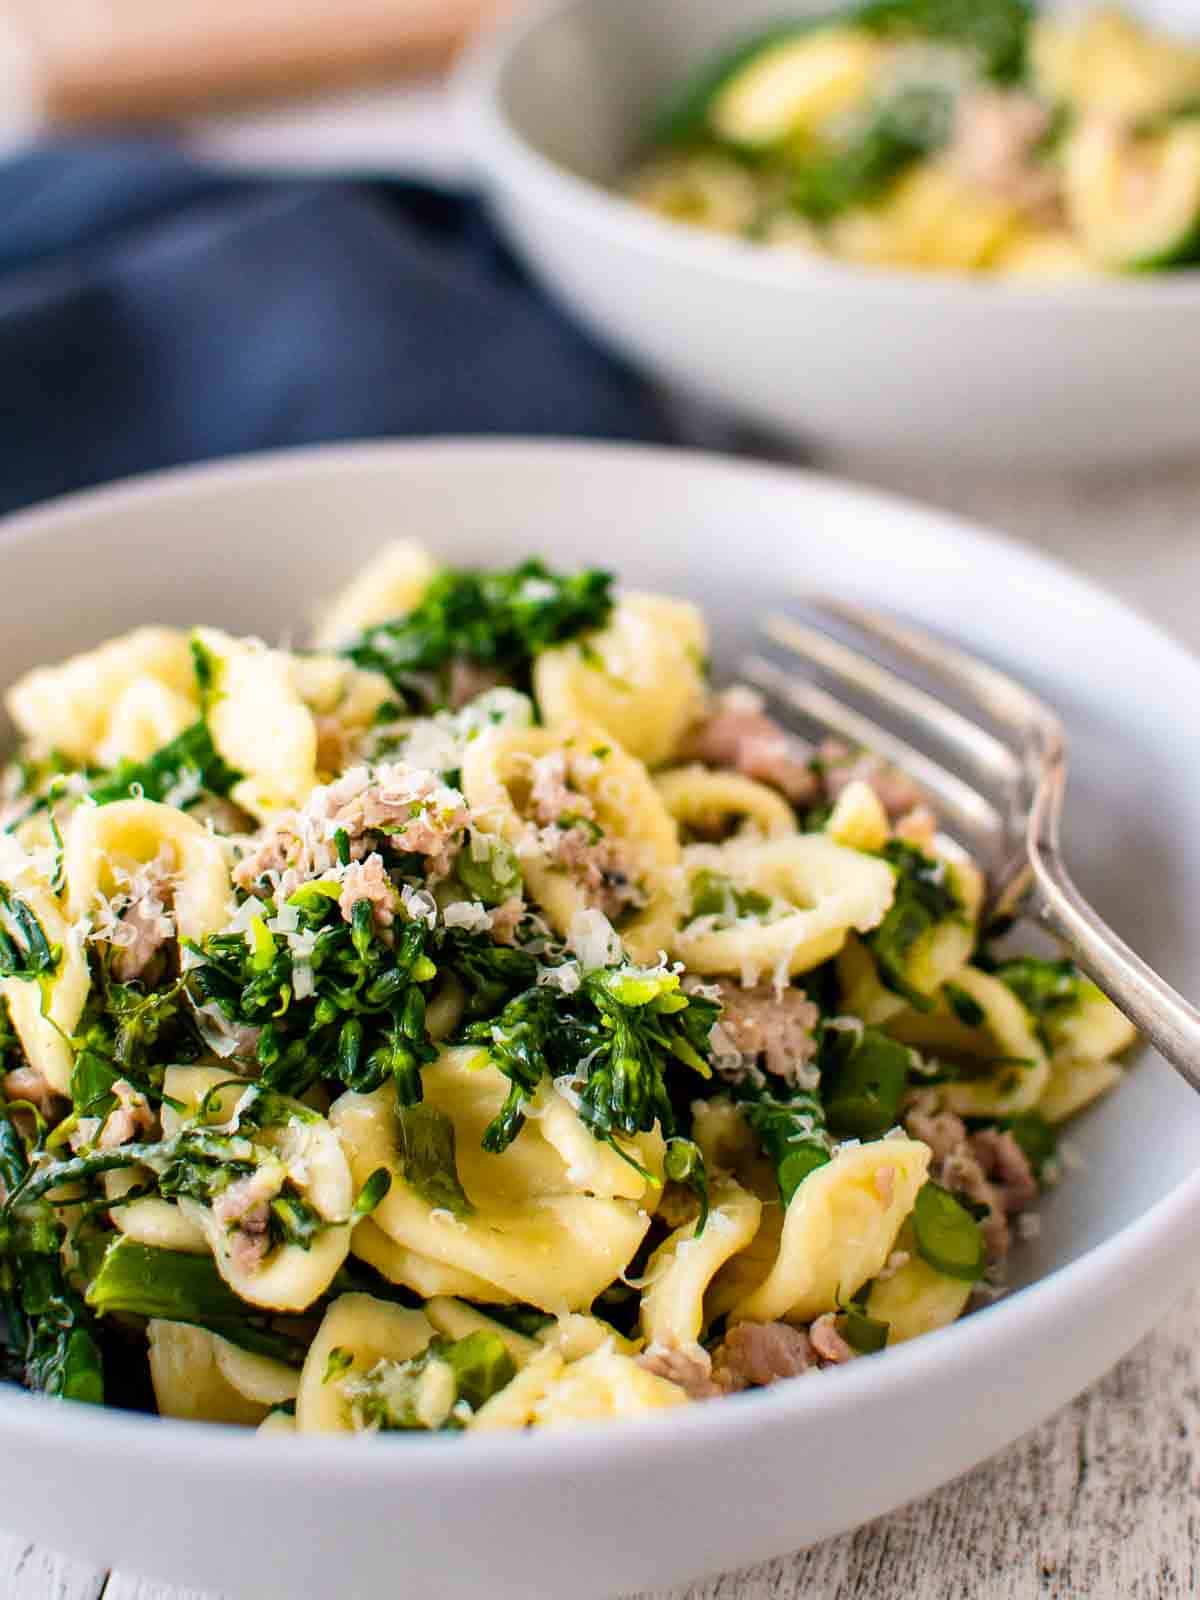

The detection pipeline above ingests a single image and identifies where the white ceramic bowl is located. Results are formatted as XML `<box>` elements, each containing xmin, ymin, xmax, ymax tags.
<box><xmin>1</xmin><ymin>440</ymin><xmax>1199</xmax><ymax>1598</ymax></box>
<box><xmin>457</xmin><ymin>0</ymin><xmax>1200</xmax><ymax>468</ymax></box>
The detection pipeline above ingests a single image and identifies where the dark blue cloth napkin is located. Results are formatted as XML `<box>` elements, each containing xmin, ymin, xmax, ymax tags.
<box><xmin>0</xmin><ymin>138</ymin><xmax>675</xmax><ymax>517</ymax></box>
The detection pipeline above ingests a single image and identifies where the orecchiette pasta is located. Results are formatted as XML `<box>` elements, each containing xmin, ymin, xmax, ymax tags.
<box><xmin>864</xmin><ymin>1226</ymin><xmax>973</xmax><ymax>1344</ymax></box>
<box><xmin>468</xmin><ymin>1347</ymin><xmax>566</xmax><ymax>1432</ymax></box>
<box><xmin>165</xmin><ymin>1066</ymin><xmax>354</xmax><ymax>1313</ymax></box>
<box><xmin>4</xmin><ymin>626</ymin><xmax>196</xmax><ymax>763</ymax></box>
<box><xmin>1044</xmin><ymin>983</ymin><xmax>1137</xmax><ymax>1061</ymax></box>
<box><xmin>1038</xmin><ymin>1056</ymin><xmax>1123</xmax><ymax>1125</ymax></box>
<box><xmin>536</xmin><ymin>1313</ymin><xmax>641</xmax><ymax>1363</ymax></box>
<box><xmin>350</xmin><ymin>1216</ymin><xmax>512</xmax><ymax>1304</ymax></box>
<box><xmin>639</xmin><ymin>1179</ymin><xmax>762</xmax><ymax>1348</ymax></box>
<box><xmin>0</xmin><ymin>544</ymin><xmax>1137</xmax><ymax>1431</ymax></box>
<box><xmin>295</xmin><ymin>1293</ymin><xmax>436</xmax><ymax>1434</ymax></box>
<box><xmin>147</xmin><ymin>1321</ymin><xmax>274</xmax><ymax>1426</ymax></box>
<box><xmin>825</xmin><ymin>779</ymin><xmax>889</xmax><ymax>854</ymax></box>
<box><xmin>104</xmin><ymin>1167</ymin><xmax>208</xmax><ymax>1255</ymax></box>
<box><xmin>332</xmin><ymin>1048</ymin><xmax>661</xmax><ymax>1313</ymax></box>
<box><xmin>675</xmin><ymin>834</ymin><xmax>895</xmax><ymax>980</ymax></box>
<box><xmin>311</xmin><ymin>540</ymin><xmax>438</xmax><ymax>648</ymax></box>
<box><xmin>888</xmin><ymin>967</ymin><xmax>1050</xmax><ymax>1117</ymax></box>
<box><xmin>460</xmin><ymin>722</ymin><xmax>681</xmax><ymax>964</ymax></box>
<box><xmin>533</xmin><ymin>593</ymin><xmax>708</xmax><ymax>769</ymax></box>
<box><xmin>197</xmin><ymin>629</ymin><xmax>321</xmax><ymax>821</ymax></box>
<box><xmin>0</xmin><ymin>866</ymin><xmax>89</xmax><ymax>1097</ymax></box>
<box><xmin>727</xmin><ymin>1139</ymin><xmax>930</xmax><ymax>1326</ymax></box>
<box><xmin>531</xmin><ymin>1344</ymin><xmax>688</xmax><ymax>1427</ymax></box>
<box><xmin>655</xmin><ymin>764</ymin><xmax>798</xmax><ymax>842</ymax></box>
<box><xmin>257</xmin><ymin>1408</ymin><xmax>299</xmax><ymax>1437</ymax></box>
<box><xmin>65</xmin><ymin>797</ymin><xmax>234</xmax><ymax>948</ymax></box>
<box><xmin>94</xmin><ymin>677</ymin><xmax>197</xmax><ymax>769</ymax></box>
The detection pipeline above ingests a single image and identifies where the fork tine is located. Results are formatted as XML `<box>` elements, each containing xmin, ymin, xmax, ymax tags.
<box><xmin>763</xmin><ymin>611</ymin><xmax>1023</xmax><ymax>792</ymax></box>
<box><xmin>740</xmin><ymin>653</ymin><xmax>1006</xmax><ymax>844</ymax></box>
<box><xmin>808</xmin><ymin>596</ymin><xmax>1062</xmax><ymax>745</ymax></box>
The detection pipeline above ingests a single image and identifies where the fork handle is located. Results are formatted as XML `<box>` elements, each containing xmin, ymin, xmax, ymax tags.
<box><xmin>1031</xmin><ymin>841</ymin><xmax>1200</xmax><ymax>1095</ymax></box>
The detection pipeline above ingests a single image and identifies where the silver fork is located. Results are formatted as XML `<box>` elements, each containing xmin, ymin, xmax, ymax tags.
<box><xmin>742</xmin><ymin>597</ymin><xmax>1200</xmax><ymax>1091</ymax></box>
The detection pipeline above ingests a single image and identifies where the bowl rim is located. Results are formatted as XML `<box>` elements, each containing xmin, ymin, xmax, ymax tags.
<box><xmin>1</xmin><ymin>434</ymin><xmax>1199</xmax><ymax>1485</ymax></box>
<box><xmin>455</xmin><ymin>0</ymin><xmax>1200</xmax><ymax>308</ymax></box>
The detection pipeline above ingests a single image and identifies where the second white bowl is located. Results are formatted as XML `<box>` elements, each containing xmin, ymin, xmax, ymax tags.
<box><xmin>458</xmin><ymin>0</ymin><xmax>1200</xmax><ymax>468</ymax></box>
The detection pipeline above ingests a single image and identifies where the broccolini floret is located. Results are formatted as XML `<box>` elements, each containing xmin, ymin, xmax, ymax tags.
<box><xmin>342</xmin><ymin>560</ymin><xmax>613</xmax><ymax>708</ymax></box>
<box><xmin>460</xmin><ymin>964</ymin><xmax>718</xmax><ymax>1157</ymax></box>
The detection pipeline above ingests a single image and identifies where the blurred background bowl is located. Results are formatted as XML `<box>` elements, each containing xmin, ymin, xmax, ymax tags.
<box><xmin>458</xmin><ymin>0</ymin><xmax>1200</xmax><ymax>469</ymax></box>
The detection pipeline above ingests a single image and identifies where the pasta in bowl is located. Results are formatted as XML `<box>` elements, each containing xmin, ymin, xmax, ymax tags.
<box><xmin>629</xmin><ymin>5</ymin><xmax>1200</xmax><ymax>278</ymax></box>
<box><xmin>0</xmin><ymin>534</ymin><xmax>1137</xmax><ymax>1438</ymax></box>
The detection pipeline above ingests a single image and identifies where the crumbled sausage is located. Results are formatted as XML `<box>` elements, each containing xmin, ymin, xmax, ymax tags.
<box><xmin>637</xmin><ymin>1341</ymin><xmax>722</xmax><ymax>1400</ymax></box>
<box><xmin>709</xmin><ymin>980</ymin><xmax>820</xmax><ymax>1089</ymax></box>
<box><xmin>810</xmin><ymin>1312</ymin><xmax>854</xmax><ymax>1365</ymax></box>
<box><xmin>712</xmin><ymin>1321</ymin><xmax>814</xmax><ymax>1391</ymax></box>
<box><xmin>683</xmin><ymin>689</ymin><xmax>818</xmax><ymax>806</ymax></box>
<box><xmin>819</xmin><ymin>738</ymin><xmax>924</xmax><ymax>820</ymax></box>
<box><xmin>906</xmin><ymin>1092</ymin><xmax>1039</xmax><ymax>1264</ymax></box>
<box><xmin>338</xmin><ymin>852</ymin><xmax>397</xmax><ymax>929</ymax></box>
<box><xmin>950</xmin><ymin>89</ymin><xmax>1061</xmax><ymax>221</ymax></box>
<box><xmin>235</xmin><ymin>762</ymin><xmax>469</xmax><ymax>901</ymax></box>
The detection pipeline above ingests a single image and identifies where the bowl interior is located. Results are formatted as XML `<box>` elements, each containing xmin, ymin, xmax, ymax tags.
<box><xmin>2</xmin><ymin>439</ymin><xmax>1199</xmax><ymax>1295</ymax></box>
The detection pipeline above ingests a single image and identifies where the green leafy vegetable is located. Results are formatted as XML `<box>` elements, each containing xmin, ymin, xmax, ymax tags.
<box><xmin>0</xmin><ymin>1113</ymin><xmax>104</xmax><ymax>1402</ymax></box>
<box><xmin>558</xmin><ymin>966</ymin><xmax>717</xmax><ymax>1146</ymax></box>
<box><xmin>857</xmin><ymin>0</ymin><xmax>1034</xmax><ymax>82</ymax></box>
<box><xmin>984</xmin><ymin>955</ymin><xmax>1085</xmax><ymax>1047</ymax></box>
<box><xmin>86</xmin><ymin>720</ymin><xmax>241</xmax><ymax>808</ymax></box>
<box><xmin>664</xmin><ymin>1136</ymin><xmax>710</xmax><ymax>1233</ymax></box>
<box><xmin>865</xmin><ymin>841</ymin><xmax>961</xmax><ymax>1010</ymax></box>
<box><xmin>0</xmin><ymin>886</ymin><xmax>57</xmax><ymax>981</ymax></box>
<box><xmin>187</xmin><ymin>895</ymin><xmax>439</xmax><ymax>1103</ymax></box>
<box><xmin>462</xmin><ymin>987</ymin><xmax>557</xmax><ymax>1153</ymax></box>
<box><xmin>396</xmin><ymin>1104</ymin><xmax>474</xmax><ymax>1217</ymax></box>
<box><xmin>346</xmin><ymin>1330</ymin><xmax>515</xmax><ymax>1430</ymax></box>
<box><xmin>460</xmin><ymin>964</ymin><xmax>717</xmax><ymax>1158</ymax></box>
<box><xmin>733</xmin><ymin>1081</ymin><xmax>833</xmax><ymax>1206</ymax></box>
<box><xmin>85</xmin><ymin>1237</ymin><xmax>305</xmax><ymax>1366</ymax></box>
<box><xmin>910</xmin><ymin>1181</ymin><xmax>985</xmax><ymax>1281</ymax></box>
<box><xmin>792</xmin><ymin>82</ymin><xmax>956</xmax><ymax>221</ymax></box>
<box><xmin>352</xmin><ymin>1167</ymin><xmax>393</xmax><ymax>1221</ymax></box>
<box><xmin>820</xmin><ymin>1023</ymin><xmax>911</xmax><ymax>1138</ymax></box>
<box><xmin>836</xmin><ymin>1304</ymin><xmax>890</xmax><ymax>1353</ymax></box>
<box><xmin>70</xmin><ymin>974</ymin><xmax>193</xmax><ymax>1122</ymax></box>
<box><xmin>343</xmin><ymin>560</ymin><xmax>613</xmax><ymax>708</ymax></box>
<box><xmin>437</xmin><ymin>930</ymin><xmax>538</xmax><ymax>1021</ymax></box>
<box><xmin>456</xmin><ymin>835</ymin><xmax>523</xmax><ymax>908</ymax></box>
<box><xmin>999</xmin><ymin>1110</ymin><xmax>1057</xmax><ymax>1179</ymax></box>
<box><xmin>687</xmin><ymin>869</ymin><xmax>772</xmax><ymax>923</ymax></box>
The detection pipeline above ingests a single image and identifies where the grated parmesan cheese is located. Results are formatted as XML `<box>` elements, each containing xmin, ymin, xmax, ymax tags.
<box><xmin>566</xmin><ymin>908</ymin><xmax>623</xmax><ymax>972</ymax></box>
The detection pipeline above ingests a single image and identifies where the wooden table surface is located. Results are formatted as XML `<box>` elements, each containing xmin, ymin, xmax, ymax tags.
<box><xmin>2</xmin><ymin>454</ymin><xmax>1198</xmax><ymax>1600</ymax></box>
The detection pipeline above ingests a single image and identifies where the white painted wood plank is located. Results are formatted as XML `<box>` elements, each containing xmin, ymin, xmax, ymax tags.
<box><xmin>0</xmin><ymin>1532</ymin><xmax>107</xmax><ymax>1600</ymax></box>
<box><xmin>102</xmin><ymin>1579</ymin><xmax>216</xmax><ymax>1600</ymax></box>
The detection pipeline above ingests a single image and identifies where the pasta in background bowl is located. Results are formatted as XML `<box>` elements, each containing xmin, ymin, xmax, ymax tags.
<box><xmin>0</xmin><ymin>439</ymin><xmax>1198</xmax><ymax>1599</ymax></box>
<box><xmin>628</xmin><ymin>7</ymin><xmax>1200</xmax><ymax>279</ymax></box>
<box><xmin>458</xmin><ymin>0</ymin><xmax>1200</xmax><ymax>466</ymax></box>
